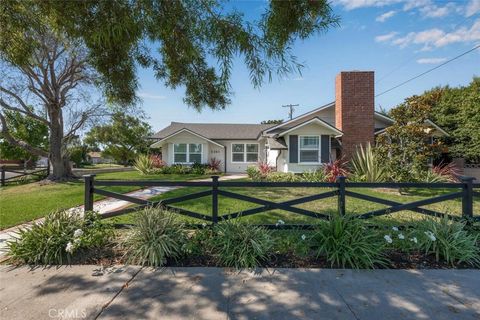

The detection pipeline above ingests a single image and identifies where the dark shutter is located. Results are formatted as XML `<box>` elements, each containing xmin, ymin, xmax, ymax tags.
<box><xmin>289</xmin><ymin>135</ymin><xmax>298</xmax><ymax>163</ymax></box>
<box><xmin>321</xmin><ymin>135</ymin><xmax>330</xmax><ymax>163</ymax></box>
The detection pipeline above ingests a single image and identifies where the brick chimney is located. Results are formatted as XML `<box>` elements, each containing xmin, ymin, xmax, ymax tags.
<box><xmin>335</xmin><ymin>71</ymin><xmax>375</xmax><ymax>160</ymax></box>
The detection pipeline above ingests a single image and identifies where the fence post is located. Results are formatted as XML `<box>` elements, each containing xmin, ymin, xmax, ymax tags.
<box><xmin>337</xmin><ymin>176</ymin><xmax>346</xmax><ymax>216</ymax></box>
<box><xmin>211</xmin><ymin>175</ymin><xmax>219</xmax><ymax>224</ymax></box>
<box><xmin>1</xmin><ymin>166</ymin><xmax>5</xmax><ymax>187</ymax></box>
<box><xmin>460</xmin><ymin>176</ymin><xmax>474</xmax><ymax>219</ymax></box>
<box><xmin>84</xmin><ymin>174</ymin><xmax>96</xmax><ymax>213</ymax></box>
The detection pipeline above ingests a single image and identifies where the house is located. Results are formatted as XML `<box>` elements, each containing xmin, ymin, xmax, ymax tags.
<box><xmin>150</xmin><ymin>71</ymin><xmax>447</xmax><ymax>173</ymax></box>
<box><xmin>87</xmin><ymin>152</ymin><xmax>112</xmax><ymax>165</ymax></box>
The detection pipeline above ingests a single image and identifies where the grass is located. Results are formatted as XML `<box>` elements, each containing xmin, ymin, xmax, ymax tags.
<box><xmin>0</xmin><ymin>171</ymin><xmax>210</xmax><ymax>229</ymax></box>
<box><xmin>78</xmin><ymin>163</ymin><xmax>123</xmax><ymax>169</ymax></box>
<box><xmin>108</xmin><ymin>183</ymin><xmax>479</xmax><ymax>226</ymax></box>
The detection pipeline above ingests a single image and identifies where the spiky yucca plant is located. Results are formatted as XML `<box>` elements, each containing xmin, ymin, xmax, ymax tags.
<box><xmin>350</xmin><ymin>143</ymin><xmax>386</xmax><ymax>182</ymax></box>
<box><xmin>133</xmin><ymin>154</ymin><xmax>154</xmax><ymax>175</ymax></box>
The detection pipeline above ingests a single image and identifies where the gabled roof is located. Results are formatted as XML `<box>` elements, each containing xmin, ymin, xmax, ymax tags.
<box><xmin>150</xmin><ymin>128</ymin><xmax>225</xmax><ymax>148</ymax></box>
<box><xmin>277</xmin><ymin>117</ymin><xmax>343</xmax><ymax>137</ymax></box>
<box><xmin>151</xmin><ymin>122</ymin><xmax>274</xmax><ymax>140</ymax></box>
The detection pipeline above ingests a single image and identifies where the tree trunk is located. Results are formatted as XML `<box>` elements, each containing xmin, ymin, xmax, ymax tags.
<box><xmin>47</xmin><ymin>108</ymin><xmax>73</xmax><ymax>181</ymax></box>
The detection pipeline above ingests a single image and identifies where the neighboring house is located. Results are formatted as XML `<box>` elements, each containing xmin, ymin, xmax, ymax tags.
<box><xmin>87</xmin><ymin>152</ymin><xmax>112</xmax><ymax>165</ymax></box>
<box><xmin>150</xmin><ymin>71</ymin><xmax>448</xmax><ymax>173</ymax></box>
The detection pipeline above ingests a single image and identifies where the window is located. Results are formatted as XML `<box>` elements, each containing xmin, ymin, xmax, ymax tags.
<box><xmin>299</xmin><ymin>136</ymin><xmax>320</xmax><ymax>163</ymax></box>
<box><xmin>232</xmin><ymin>143</ymin><xmax>259</xmax><ymax>163</ymax></box>
<box><xmin>173</xmin><ymin>143</ymin><xmax>202</xmax><ymax>163</ymax></box>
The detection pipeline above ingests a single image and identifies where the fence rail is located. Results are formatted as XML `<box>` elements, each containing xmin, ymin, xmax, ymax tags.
<box><xmin>84</xmin><ymin>175</ymin><xmax>479</xmax><ymax>228</ymax></box>
<box><xmin>1</xmin><ymin>165</ymin><xmax>50</xmax><ymax>186</ymax></box>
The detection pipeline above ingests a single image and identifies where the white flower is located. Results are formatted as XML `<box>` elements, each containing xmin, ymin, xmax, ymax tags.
<box><xmin>202</xmin><ymin>223</ymin><xmax>207</xmax><ymax>228</ymax></box>
<box><xmin>410</xmin><ymin>237</ymin><xmax>418</xmax><ymax>244</ymax></box>
<box><xmin>384</xmin><ymin>235</ymin><xmax>393</xmax><ymax>244</ymax></box>
<box><xmin>398</xmin><ymin>233</ymin><xmax>405</xmax><ymax>240</ymax></box>
<box><xmin>73</xmin><ymin>229</ymin><xmax>84</xmax><ymax>238</ymax></box>
<box><xmin>424</xmin><ymin>231</ymin><xmax>436</xmax><ymax>242</ymax></box>
<box><xmin>74</xmin><ymin>238</ymin><xmax>81</xmax><ymax>244</ymax></box>
<box><xmin>301</xmin><ymin>234</ymin><xmax>306</xmax><ymax>241</ymax></box>
<box><xmin>275</xmin><ymin>219</ymin><xmax>285</xmax><ymax>227</ymax></box>
<box><xmin>392</xmin><ymin>226</ymin><xmax>399</xmax><ymax>232</ymax></box>
<box><xmin>65</xmin><ymin>242</ymin><xmax>74</xmax><ymax>254</ymax></box>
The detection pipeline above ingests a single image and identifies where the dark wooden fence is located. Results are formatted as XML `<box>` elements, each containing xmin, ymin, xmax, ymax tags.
<box><xmin>83</xmin><ymin>175</ymin><xmax>479</xmax><ymax>228</ymax></box>
<box><xmin>0</xmin><ymin>165</ymin><xmax>50</xmax><ymax>186</ymax></box>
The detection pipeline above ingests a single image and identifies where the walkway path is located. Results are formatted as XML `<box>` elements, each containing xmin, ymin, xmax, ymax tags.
<box><xmin>0</xmin><ymin>174</ymin><xmax>246</xmax><ymax>259</ymax></box>
<box><xmin>1</xmin><ymin>266</ymin><xmax>479</xmax><ymax>319</ymax></box>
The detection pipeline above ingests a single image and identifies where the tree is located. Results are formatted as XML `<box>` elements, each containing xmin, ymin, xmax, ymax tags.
<box><xmin>85</xmin><ymin>113</ymin><xmax>152</xmax><ymax>165</ymax></box>
<box><xmin>0</xmin><ymin>109</ymin><xmax>48</xmax><ymax>162</ymax></box>
<box><xmin>0</xmin><ymin>28</ymin><xmax>105</xmax><ymax>180</ymax></box>
<box><xmin>1</xmin><ymin>1</ymin><xmax>339</xmax><ymax>110</ymax></box>
<box><xmin>67</xmin><ymin>137</ymin><xmax>90</xmax><ymax>167</ymax></box>
<box><xmin>376</xmin><ymin>96</ymin><xmax>442</xmax><ymax>181</ymax></box>
<box><xmin>420</xmin><ymin>77</ymin><xmax>480</xmax><ymax>163</ymax></box>
<box><xmin>261</xmin><ymin>119</ymin><xmax>283</xmax><ymax>124</ymax></box>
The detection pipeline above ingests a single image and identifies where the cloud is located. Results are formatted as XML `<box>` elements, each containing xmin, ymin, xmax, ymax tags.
<box><xmin>384</xmin><ymin>18</ymin><xmax>480</xmax><ymax>49</ymax></box>
<box><xmin>375</xmin><ymin>32</ymin><xmax>398</xmax><ymax>42</ymax></box>
<box><xmin>334</xmin><ymin>0</ymin><xmax>402</xmax><ymax>10</ymax></box>
<box><xmin>466</xmin><ymin>0</ymin><xmax>480</xmax><ymax>17</ymax></box>
<box><xmin>137</xmin><ymin>92</ymin><xmax>167</xmax><ymax>100</ymax></box>
<box><xmin>376</xmin><ymin>10</ymin><xmax>396</xmax><ymax>22</ymax></box>
<box><xmin>418</xmin><ymin>3</ymin><xmax>457</xmax><ymax>18</ymax></box>
<box><xmin>416</xmin><ymin>57</ymin><xmax>447</xmax><ymax>64</ymax></box>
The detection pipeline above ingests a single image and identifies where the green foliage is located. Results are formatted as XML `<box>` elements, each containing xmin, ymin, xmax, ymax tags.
<box><xmin>272</xmin><ymin>230</ymin><xmax>310</xmax><ymax>257</ymax></box>
<box><xmin>207</xmin><ymin>220</ymin><xmax>274</xmax><ymax>268</ymax></box>
<box><xmin>267</xmin><ymin>172</ymin><xmax>300</xmax><ymax>182</ymax></box>
<box><xmin>300</xmin><ymin>169</ymin><xmax>326</xmax><ymax>182</ymax></box>
<box><xmin>85</xmin><ymin>112</ymin><xmax>152</xmax><ymax>165</ymax></box>
<box><xmin>377</xmin><ymin>96</ymin><xmax>440</xmax><ymax>182</ymax></box>
<box><xmin>67</xmin><ymin>138</ymin><xmax>90</xmax><ymax>167</ymax></box>
<box><xmin>246</xmin><ymin>166</ymin><xmax>261</xmax><ymax>180</ymax></box>
<box><xmin>350</xmin><ymin>143</ymin><xmax>386</xmax><ymax>182</ymax></box>
<box><xmin>261</xmin><ymin>119</ymin><xmax>283</xmax><ymax>124</ymax></box>
<box><xmin>0</xmin><ymin>109</ymin><xmax>48</xmax><ymax>161</ymax></box>
<box><xmin>122</xmin><ymin>207</ymin><xmax>187</xmax><ymax>267</ymax></box>
<box><xmin>310</xmin><ymin>215</ymin><xmax>387</xmax><ymax>269</ymax></box>
<box><xmin>0</xmin><ymin>1</ymin><xmax>338</xmax><ymax>109</ymax></box>
<box><xmin>7</xmin><ymin>211</ymin><xmax>112</xmax><ymax>265</ymax></box>
<box><xmin>416</xmin><ymin>218</ymin><xmax>480</xmax><ymax>266</ymax></box>
<box><xmin>133</xmin><ymin>154</ymin><xmax>154</xmax><ymax>175</ymax></box>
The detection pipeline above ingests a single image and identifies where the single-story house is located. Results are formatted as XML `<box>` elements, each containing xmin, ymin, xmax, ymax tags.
<box><xmin>150</xmin><ymin>71</ymin><xmax>447</xmax><ymax>173</ymax></box>
<box><xmin>87</xmin><ymin>152</ymin><xmax>113</xmax><ymax>165</ymax></box>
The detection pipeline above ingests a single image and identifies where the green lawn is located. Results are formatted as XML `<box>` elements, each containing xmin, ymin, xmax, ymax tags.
<box><xmin>0</xmin><ymin>171</ymin><xmax>209</xmax><ymax>229</ymax></box>
<box><xmin>108</xmin><ymin>183</ymin><xmax>479</xmax><ymax>226</ymax></box>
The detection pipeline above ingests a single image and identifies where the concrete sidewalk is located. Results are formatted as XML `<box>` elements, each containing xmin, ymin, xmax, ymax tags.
<box><xmin>1</xmin><ymin>266</ymin><xmax>479</xmax><ymax>320</ymax></box>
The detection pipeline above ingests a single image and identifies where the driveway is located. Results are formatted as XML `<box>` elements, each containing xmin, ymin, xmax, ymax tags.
<box><xmin>1</xmin><ymin>266</ymin><xmax>479</xmax><ymax>319</ymax></box>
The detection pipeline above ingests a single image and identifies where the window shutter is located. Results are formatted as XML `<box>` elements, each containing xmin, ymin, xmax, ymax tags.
<box><xmin>321</xmin><ymin>135</ymin><xmax>330</xmax><ymax>163</ymax></box>
<box><xmin>289</xmin><ymin>135</ymin><xmax>298</xmax><ymax>163</ymax></box>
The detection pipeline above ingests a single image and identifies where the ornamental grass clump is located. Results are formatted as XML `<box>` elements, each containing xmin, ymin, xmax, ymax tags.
<box><xmin>208</xmin><ymin>220</ymin><xmax>274</xmax><ymax>268</ymax></box>
<box><xmin>122</xmin><ymin>207</ymin><xmax>187</xmax><ymax>267</ymax></box>
<box><xmin>416</xmin><ymin>217</ymin><xmax>480</xmax><ymax>266</ymax></box>
<box><xmin>310</xmin><ymin>215</ymin><xmax>387</xmax><ymax>269</ymax></box>
<box><xmin>7</xmin><ymin>210</ymin><xmax>112</xmax><ymax>265</ymax></box>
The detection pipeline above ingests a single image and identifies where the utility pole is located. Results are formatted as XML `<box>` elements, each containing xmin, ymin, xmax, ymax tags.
<box><xmin>282</xmin><ymin>104</ymin><xmax>298</xmax><ymax>120</ymax></box>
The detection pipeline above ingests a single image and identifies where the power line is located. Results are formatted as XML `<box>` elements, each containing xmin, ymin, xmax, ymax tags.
<box><xmin>282</xmin><ymin>104</ymin><xmax>299</xmax><ymax>120</ymax></box>
<box><xmin>376</xmin><ymin>44</ymin><xmax>480</xmax><ymax>97</ymax></box>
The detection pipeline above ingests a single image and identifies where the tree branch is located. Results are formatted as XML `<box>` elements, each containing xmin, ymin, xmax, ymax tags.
<box><xmin>0</xmin><ymin>98</ymin><xmax>51</xmax><ymax>126</ymax></box>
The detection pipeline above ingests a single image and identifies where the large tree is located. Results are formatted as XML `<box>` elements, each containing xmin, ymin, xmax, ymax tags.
<box><xmin>1</xmin><ymin>0</ymin><xmax>338</xmax><ymax>110</ymax></box>
<box><xmin>85</xmin><ymin>113</ymin><xmax>152</xmax><ymax>166</ymax></box>
<box><xmin>0</xmin><ymin>29</ymin><xmax>104</xmax><ymax>180</ymax></box>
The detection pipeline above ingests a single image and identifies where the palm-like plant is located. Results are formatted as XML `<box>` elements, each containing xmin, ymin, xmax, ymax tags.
<box><xmin>350</xmin><ymin>143</ymin><xmax>386</xmax><ymax>182</ymax></box>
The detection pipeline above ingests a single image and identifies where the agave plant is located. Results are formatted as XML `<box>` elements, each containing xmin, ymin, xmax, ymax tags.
<box><xmin>350</xmin><ymin>143</ymin><xmax>386</xmax><ymax>182</ymax></box>
<box><xmin>133</xmin><ymin>154</ymin><xmax>154</xmax><ymax>175</ymax></box>
<box><xmin>432</xmin><ymin>162</ymin><xmax>460</xmax><ymax>182</ymax></box>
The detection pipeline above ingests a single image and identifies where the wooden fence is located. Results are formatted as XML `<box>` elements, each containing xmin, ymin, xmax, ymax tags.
<box><xmin>83</xmin><ymin>175</ymin><xmax>479</xmax><ymax>228</ymax></box>
<box><xmin>0</xmin><ymin>165</ymin><xmax>50</xmax><ymax>186</ymax></box>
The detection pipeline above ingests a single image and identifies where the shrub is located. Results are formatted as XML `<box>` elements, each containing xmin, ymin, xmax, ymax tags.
<box><xmin>257</xmin><ymin>161</ymin><xmax>274</xmax><ymax>178</ymax></box>
<box><xmin>122</xmin><ymin>207</ymin><xmax>187</xmax><ymax>267</ymax></box>
<box><xmin>310</xmin><ymin>215</ymin><xmax>387</xmax><ymax>269</ymax></box>
<box><xmin>266</xmin><ymin>172</ymin><xmax>300</xmax><ymax>182</ymax></box>
<box><xmin>134</xmin><ymin>154</ymin><xmax>154</xmax><ymax>174</ymax></box>
<box><xmin>432</xmin><ymin>162</ymin><xmax>460</xmax><ymax>182</ymax></box>
<box><xmin>416</xmin><ymin>217</ymin><xmax>480</xmax><ymax>266</ymax></box>
<box><xmin>416</xmin><ymin>169</ymin><xmax>449</xmax><ymax>183</ymax></box>
<box><xmin>301</xmin><ymin>169</ymin><xmax>326</xmax><ymax>182</ymax></box>
<box><xmin>191</xmin><ymin>162</ymin><xmax>208</xmax><ymax>175</ymax></box>
<box><xmin>324</xmin><ymin>159</ymin><xmax>348</xmax><ymax>183</ymax></box>
<box><xmin>207</xmin><ymin>158</ymin><xmax>222</xmax><ymax>172</ymax></box>
<box><xmin>150</xmin><ymin>155</ymin><xmax>166</xmax><ymax>168</ymax></box>
<box><xmin>246</xmin><ymin>165</ymin><xmax>261</xmax><ymax>180</ymax></box>
<box><xmin>350</xmin><ymin>143</ymin><xmax>386</xmax><ymax>182</ymax></box>
<box><xmin>207</xmin><ymin>220</ymin><xmax>274</xmax><ymax>268</ymax></box>
<box><xmin>7</xmin><ymin>211</ymin><xmax>112</xmax><ymax>265</ymax></box>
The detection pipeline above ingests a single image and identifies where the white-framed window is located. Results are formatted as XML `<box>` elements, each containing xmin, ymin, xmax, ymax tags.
<box><xmin>232</xmin><ymin>143</ymin><xmax>259</xmax><ymax>163</ymax></box>
<box><xmin>174</xmin><ymin>143</ymin><xmax>202</xmax><ymax>163</ymax></box>
<box><xmin>299</xmin><ymin>136</ymin><xmax>320</xmax><ymax>163</ymax></box>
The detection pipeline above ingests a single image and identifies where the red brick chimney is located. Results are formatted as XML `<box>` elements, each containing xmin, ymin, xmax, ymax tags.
<box><xmin>335</xmin><ymin>71</ymin><xmax>375</xmax><ymax>160</ymax></box>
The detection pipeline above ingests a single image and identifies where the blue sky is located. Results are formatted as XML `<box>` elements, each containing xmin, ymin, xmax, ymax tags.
<box><xmin>136</xmin><ymin>0</ymin><xmax>480</xmax><ymax>131</ymax></box>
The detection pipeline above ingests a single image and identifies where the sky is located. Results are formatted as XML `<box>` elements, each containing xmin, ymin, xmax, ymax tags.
<box><xmin>136</xmin><ymin>0</ymin><xmax>480</xmax><ymax>132</ymax></box>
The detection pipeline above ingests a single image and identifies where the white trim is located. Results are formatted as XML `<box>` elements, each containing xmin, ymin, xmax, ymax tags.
<box><xmin>264</xmin><ymin>102</ymin><xmax>335</xmax><ymax>133</ymax></box>
<box><xmin>298</xmin><ymin>135</ymin><xmax>321</xmax><ymax>164</ymax></box>
<box><xmin>425</xmin><ymin>120</ymin><xmax>449</xmax><ymax>137</ymax></box>
<box><xmin>150</xmin><ymin>128</ymin><xmax>225</xmax><ymax>148</ymax></box>
<box><xmin>278</xmin><ymin>117</ymin><xmax>343</xmax><ymax>137</ymax></box>
<box><xmin>374</xmin><ymin>111</ymin><xmax>394</xmax><ymax>124</ymax></box>
<box><xmin>231</xmin><ymin>142</ymin><xmax>259</xmax><ymax>163</ymax></box>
